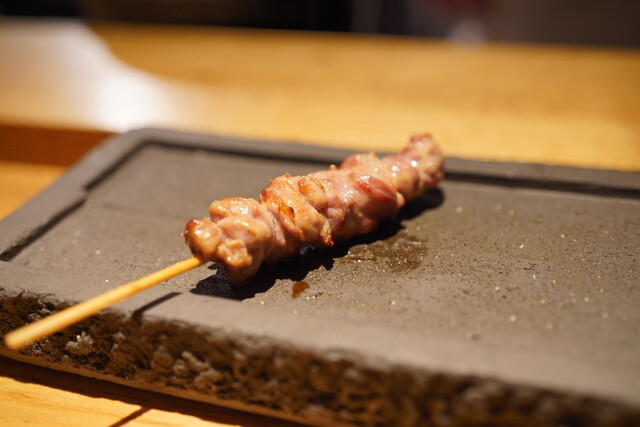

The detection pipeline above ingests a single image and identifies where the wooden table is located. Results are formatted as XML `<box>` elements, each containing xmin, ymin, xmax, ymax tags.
<box><xmin>1</xmin><ymin>17</ymin><xmax>639</xmax><ymax>426</ymax></box>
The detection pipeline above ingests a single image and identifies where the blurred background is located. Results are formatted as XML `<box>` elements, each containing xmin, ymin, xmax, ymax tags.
<box><xmin>1</xmin><ymin>0</ymin><xmax>639</xmax><ymax>47</ymax></box>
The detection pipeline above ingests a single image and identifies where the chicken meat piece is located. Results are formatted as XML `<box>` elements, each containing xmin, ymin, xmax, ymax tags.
<box><xmin>184</xmin><ymin>134</ymin><xmax>444</xmax><ymax>282</ymax></box>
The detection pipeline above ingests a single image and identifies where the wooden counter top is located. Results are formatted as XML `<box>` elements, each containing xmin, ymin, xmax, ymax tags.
<box><xmin>0</xmin><ymin>17</ymin><xmax>639</xmax><ymax>426</ymax></box>
<box><xmin>1</xmin><ymin>18</ymin><xmax>639</xmax><ymax>170</ymax></box>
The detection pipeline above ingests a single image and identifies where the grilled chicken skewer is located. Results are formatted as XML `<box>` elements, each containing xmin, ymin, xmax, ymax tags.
<box><xmin>4</xmin><ymin>134</ymin><xmax>443</xmax><ymax>348</ymax></box>
<box><xmin>184</xmin><ymin>134</ymin><xmax>444</xmax><ymax>282</ymax></box>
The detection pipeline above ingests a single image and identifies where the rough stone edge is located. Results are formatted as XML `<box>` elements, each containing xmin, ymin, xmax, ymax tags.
<box><xmin>2</xmin><ymin>291</ymin><xmax>639</xmax><ymax>427</ymax></box>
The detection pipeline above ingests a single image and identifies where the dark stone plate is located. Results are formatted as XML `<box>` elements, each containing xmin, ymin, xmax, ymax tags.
<box><xmin>1</xmin><ymin>129</ymin><xmax>639</xmax><ymax>426</ymax></box>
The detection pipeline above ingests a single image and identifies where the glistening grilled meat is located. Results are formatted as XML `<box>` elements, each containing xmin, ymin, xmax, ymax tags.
<box><xmin>183</xmin><ymin>134</ymin><xmax>444</xmax><ymax>282</ymax></box>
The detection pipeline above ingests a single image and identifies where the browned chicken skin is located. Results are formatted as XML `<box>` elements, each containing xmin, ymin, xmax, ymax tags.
<box><xmin>184</xmin><ymin>134</ymin><xmax>444</xmax><ymax>282</ymax></box>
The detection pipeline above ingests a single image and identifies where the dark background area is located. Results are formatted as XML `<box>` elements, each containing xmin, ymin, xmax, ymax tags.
<box><xmin>1</xmin><ymin>0</ymin><xmax>639</xmax><ymax>47</ymax></box>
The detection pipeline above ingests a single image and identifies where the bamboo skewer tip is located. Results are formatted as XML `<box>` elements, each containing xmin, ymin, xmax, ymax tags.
<box><xmin>3</xmin><ymin>256</ymin><xmax>205</xmax><ymax>350</ymax></box>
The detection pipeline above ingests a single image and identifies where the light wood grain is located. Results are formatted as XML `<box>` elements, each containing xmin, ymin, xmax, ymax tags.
<box><xmin>89</xmin><ymin>23</ymin><xmax>640</xmax><ymax>171</ymax></box>
<box><xmin>1</xmin><ymin>19</ymin><xmax>639</xmax><ymax>170</ymax></box>
<box><xmin>0</xmin><ymin>160</ymin><xmax>64</xmax><ymax>219</ymax></box>
<box><xmin>0</xmin><ymin>17</ymin><xmax>639</xmax><ymax>427</ymax></box>
<box><xmin>0</xmin><ymin>356</ymin><xmax>297</xmax><ymax>427</ymax></box>
<box><xmin>0</xmin><ymin>122</ymin><xmax>112</xmax><ymax>165</ymax></box>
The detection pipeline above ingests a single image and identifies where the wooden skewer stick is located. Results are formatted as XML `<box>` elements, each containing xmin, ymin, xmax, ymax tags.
<box><xmin>4</xmin><ymin>256</ymin><xmax>205</xmax><ymax>350</ymax></box>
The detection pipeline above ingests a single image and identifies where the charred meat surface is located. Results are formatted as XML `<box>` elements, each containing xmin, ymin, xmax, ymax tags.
<box><xmin>184</xmin><ymin>134</ymin><xmax>444</xmax><ymax>282</ymax></box>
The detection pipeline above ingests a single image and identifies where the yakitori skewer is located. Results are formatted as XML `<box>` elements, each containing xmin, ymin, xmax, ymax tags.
<box><xmin>184</xmin><ymin>133</ymin><xmax>443</xmax><ymax>281</ymax></box>
<box><xmin>4</xmin><ymin>134</ymin><xmax>443</xmax><ymax>350</ymax></box>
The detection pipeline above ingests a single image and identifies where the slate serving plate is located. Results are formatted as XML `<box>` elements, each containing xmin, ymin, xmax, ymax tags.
<box><xmin>1</xmin><ymin>129</ymin><xmax>639</xmax><ymax>426</ymax></box>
